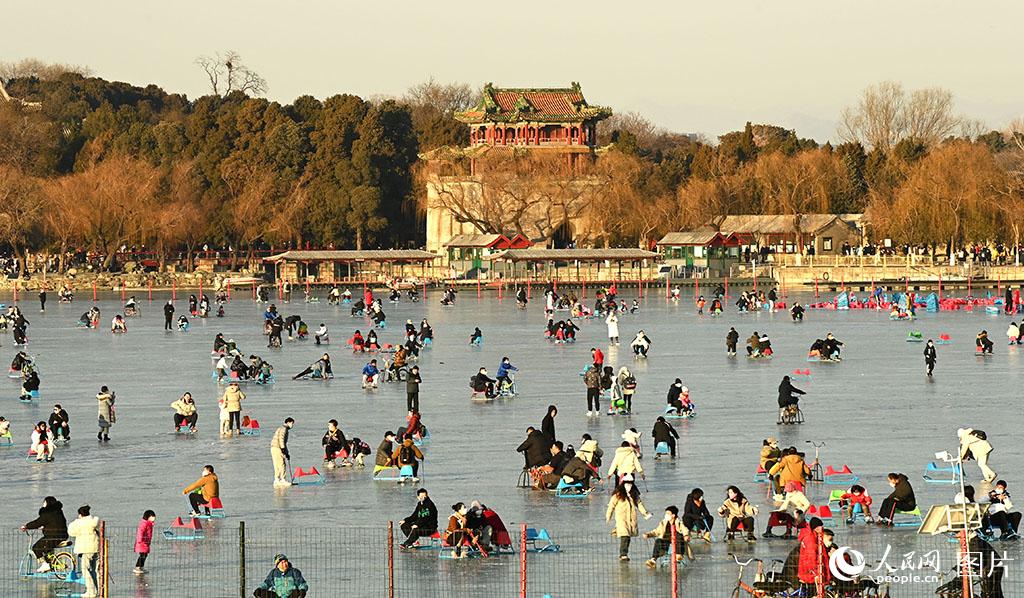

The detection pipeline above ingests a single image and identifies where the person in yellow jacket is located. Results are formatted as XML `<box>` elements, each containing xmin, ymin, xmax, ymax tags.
<box><xmin>768</xmin><ymin>447</ymin><xmax>812</xmax><ymax>496</ymax></box>
<box><xmin>170</xmin><ymin>392</ymin><xmax>198</xmax><ymax>433</ymax></box>
<box><xmin>182</xmin><ymin>465</ymin><xmax>219</xmax><ymax>516</ymax></box>
<box><xmin>271</xmin><ymin>418</ymin><xmax>294</xmax><ymax>488</ymax></box>
<box><xmin>221</xmin><ymin>383</ymin><xmax>245</xmax><ymax>436</ymax></box>
<box><xmin>606</xmin><ymin>473</ymin><xmax>651</xmax><ymax>561</ymax></box>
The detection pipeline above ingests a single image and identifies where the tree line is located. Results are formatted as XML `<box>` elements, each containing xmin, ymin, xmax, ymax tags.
<box><xmin>1</xmin><ymin>60</ymin><xmax>1023</xmax><ymax>274</ymax></box>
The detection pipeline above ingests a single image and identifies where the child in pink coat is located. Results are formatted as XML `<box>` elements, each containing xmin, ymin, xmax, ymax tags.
<box><xmin>134</xmin><ymin>510</ymin><xmax>156</xmax><ymax>574</ymax></box>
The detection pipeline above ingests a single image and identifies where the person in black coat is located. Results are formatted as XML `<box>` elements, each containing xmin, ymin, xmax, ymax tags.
<box><xmin>681</xmin><ymin>488</ymin><xmax>713</xmax><ymax>534</ymax></box>
<box><xmin>878</xmin><ymin>473</ymin><xmax>916</xmax><ymax>525</ymax></box>
<box><xmin>21</xmin><ymin>496</ymin><xmax>68</xmax><ymax>566</ymax></box>
<box><xmin>777</xmin><ymin>376</ymin><xmax>805</xmax><ymax>412</ymax></box>
<box><xmin>399</xmin><ymin>488</ymin><xmax>439</xmax><ymax>548</ymax></box>
<box><xmin>538</xmin><ymin>441</ymin><xmax>572</xmax><ymax>489</ymax></box>
<box><xmin>48</xmin><ymin>405</ymin><xmax>70</xmax><ymax>441</ymax></box>
<box><xmin>652</xmin><ymin>417</ymin><xmax>680</xmax><ymax>457</ymax></box>
<box><xmin>163</xmin><ymin>300</ymin><xmax>175</xmax><ymax>331</ymax></box>
<box><xmin>516</xmin><ymin>427</ymin><xmax>551</xmax><ymax>469</ymax></box>
<box><xmin>725</xmin><ymin>327</ymin><xmax>739</xmax><ymax>355</ymax></box>
<box><xmin>406</xmin><ymin>366</ymin><xmax>421</xmax><ymax>413</ymax></box>
<box><xmin>541</xmin><ymin>405</ymin><xmax>557</xmax><ymax>443</ymax></box>
<box><xmin>924</xmin><ymin>340</ymin><xmax>937</xmax><ymax>376</ymax></box>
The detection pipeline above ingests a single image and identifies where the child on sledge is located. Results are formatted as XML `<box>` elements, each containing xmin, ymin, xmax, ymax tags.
<box><xmin>839</xmin><ymin>484</ymin><xmax>874</xmax><ymax>523</ymax></box>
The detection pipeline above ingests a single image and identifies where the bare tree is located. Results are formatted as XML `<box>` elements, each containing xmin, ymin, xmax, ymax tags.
<box><xmin>421</xmin><ymin>151</ymin><xmax>608</xmax><ymax>245</ymax></box>
<box><xmin>0</xmin><ymin>165</ymin><xmax>44</xmax><ymax>275</ymax></box>
<box><xmin>195</xmin><ymin>51</ymin><xmax>267</xmax><ymax>97</ymax></box>
<box><xmin>839</xmin><ymin>81</ymin><xmax>961</xmax><ymax>151</ymax></box>
<box><xmin>0</xmin><ymin>58</ymin><xmax>91</xmax><ymax>83</ymax></box>
<box><xmin>403</xmin><ymin>79</ymin><xmax>476</xmax><ymax>115</ymax></box>
<box><xmin>904</xmin><ymin>87</ymin><xmax>959</xmax><ymax>145</ymax></box>
<box><xmin>839</xmin><ymin>81</ymin><xmax>905</xmax><ymax>152</ymax></box>
<box><xmin>598</xmin><ymin>111</ymin><xmax>658</xmax><ymax>147</ymax></box>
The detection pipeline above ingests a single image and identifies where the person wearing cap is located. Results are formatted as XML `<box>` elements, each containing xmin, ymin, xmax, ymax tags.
<box><xmin>606</xmin><ymin>473</ymin><xmax>652</xmax><ymax>561</ymax></box>
<box><xmin>374</xmin><ymin>431</ymin><xmax>397</xmax><ymax>474</ymax></box>
<box><xmin>796</xmin><ymin>517</ymin><xmax>829</xmax><ymax>590</ymax></box>
<box><xmin>271</xmin><ymin>418</ymin><xmax>294</xmax><ymax>488</ymax></box>
<box><xmin>222</xmin><ymin>382</ymin><xmax>246</xmax><ymax>435</ymax></box>
<box><xmin>958</xmin><ymin>427</ymin><xmax>996</xmax><ymax>483</ymax></box>
<box><xmin>760</xmin><ymin>438</ymin><xmax>781</xmax><ymax>476</ymax></box>
<box><xmin>254</xmin><ymin>554</ymin><xmax>307</xmax><ymax>597</ymax></box>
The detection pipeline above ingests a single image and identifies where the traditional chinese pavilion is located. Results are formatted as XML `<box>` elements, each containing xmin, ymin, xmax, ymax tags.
<box><xmin>455</xmin><ymin>82</ymin><xmax>611</xmax><ymax>153</ymax></box>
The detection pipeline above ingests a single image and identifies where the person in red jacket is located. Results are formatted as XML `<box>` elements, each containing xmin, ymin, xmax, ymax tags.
<box><xmin>591</xmin><ymin>347</ymin><xmax>604</xmax><ymax>368</ymax></box>
<box><xmin>797</xmin><ymin>517</ymin><xmax>829</xmax><ymax>591</ymax></box>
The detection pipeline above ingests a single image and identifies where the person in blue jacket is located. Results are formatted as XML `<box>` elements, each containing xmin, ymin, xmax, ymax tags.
<box><xmin>362</xmin><ymin>359</ymin><xmax>381</xmax><ymax>388</ymax></box>
<box><xmin>254</xmin><ymin>554</ymin><xmax>307</xmax><ymax>598</ymax></box>
<box><xmin>496</xmin><ymin>357</ymin><xmax>518</xmax><ymax>393</ymax></box>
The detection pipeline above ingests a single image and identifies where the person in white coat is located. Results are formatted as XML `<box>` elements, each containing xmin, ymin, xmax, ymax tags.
<box><xmin>1007</xmin><ymin>322</ymin><xmax>1020</xmax><ymax>345</ymax></box>
<box><xmin>605</xmin><ymin>312</ymin><xmax>620</xmax><ymax>345</ymax></box>
<box><xmin>67</xmin><ymin>505</ymin><xmax>100</xmax><ymax>597</ymax></box>
<box><xmin>959</xmin><ymin>427</ymin><xmax>996</xmax><ymax>483</ymax></box>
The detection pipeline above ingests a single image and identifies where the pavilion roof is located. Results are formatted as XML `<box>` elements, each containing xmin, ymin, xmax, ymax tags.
<box><xmin>444</xmin><ymin>234</ymin><xmax>507</xmax><ymax>248</ymax></box>
<box><xmin>484</xmin><ymin>248</ymin><xmax>659</xmax><ymax>262</ymax></box>
<box><xmin>265</xmin><ymin>250</ymin><xmax>436</xmax><ymax>263</ymax></box>
<box><xmin>456</xmin><ymin>82</ymin><xmax>612</xmax><ymax>124</ymax></box>
<box><xmin>714</xmin><ymin>214</ymin><xmax>860</xmax><ymax>235</ymax></box>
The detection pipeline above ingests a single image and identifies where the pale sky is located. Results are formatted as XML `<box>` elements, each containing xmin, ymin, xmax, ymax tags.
<box><xmin>4</xmin><ymin>0</ymin><xmax>1022</xmax><ymax>142</ymax></box>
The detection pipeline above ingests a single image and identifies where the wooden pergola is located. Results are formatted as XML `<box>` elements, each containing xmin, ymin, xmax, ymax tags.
<box><xmin>484</xmin><ymin>248</ymin><xmax>661</xmax><ymax>282</ymax></box>
<box><xmin>264</xmin><ymin>250</ymin><xmax>437</xmax><ymax>284</ymax></box>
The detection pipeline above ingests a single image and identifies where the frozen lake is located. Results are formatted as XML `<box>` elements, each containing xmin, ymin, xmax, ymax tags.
<box><xmin>2</xmin><ymin>288</ymin><xmax>1022</xmax><ymax>596</ymax></box>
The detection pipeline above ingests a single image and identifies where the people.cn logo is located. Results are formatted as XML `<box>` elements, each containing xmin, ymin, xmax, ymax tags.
<box><xmin>829</xmin><ymin>547</ymin><xmax>866</xmax><ymax>581</ymax></box>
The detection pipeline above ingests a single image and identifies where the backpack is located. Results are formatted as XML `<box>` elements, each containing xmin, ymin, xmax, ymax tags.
<box><xmin>400</xmin><ymin>444</ymin><xmax>415</xmax><ymax>463</ymax></box>
<box><xmin>623</xmin><ymin>376</ymin><xmax>637</xmax><ymax>390</ymax></box>
<box><xmin>972</xmin><ymin>430</ymin><xmax>987</xmax><ymax>441</ymax></box>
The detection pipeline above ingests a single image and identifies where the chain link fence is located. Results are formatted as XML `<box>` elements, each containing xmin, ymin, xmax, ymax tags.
<box><xmin>1</xmin><ymin>522</ymin><xmax>1022</xmax><ymax>597</ymax></box>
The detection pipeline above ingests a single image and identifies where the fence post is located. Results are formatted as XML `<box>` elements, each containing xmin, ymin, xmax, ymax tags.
<box><xmin>519</xmin><ymin>523</ymin><xmax>527</xmax><ymax>598</ymax></box>
<box><xmin>99</xmin><ymin>520</ymin><xmax>107</xmax><ymax>598</ymax></box>
<box><xmin>670</xmin><ymin>525</ymin><xmax>678</xmax><ymax>598</ymax></box>
<box><xmin>239</xmin><ymin>521</ymin><xmax>246</xmax><ymax>598</ymax></box>
<box><xmin>148</xmin><ymin>279</ymin><xmax>152</xmax><ymax>301</ymax></box>
<box><xmin>387</xmin><ymin>521</ymin><xmax>395</xmax><ymax>598</ymax></box>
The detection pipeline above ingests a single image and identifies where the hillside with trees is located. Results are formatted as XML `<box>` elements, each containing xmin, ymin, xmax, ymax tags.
<box><xmin>2</xmin><ymin>59</ymin><xmax>1023</xmax><ymax>274</ymax></box>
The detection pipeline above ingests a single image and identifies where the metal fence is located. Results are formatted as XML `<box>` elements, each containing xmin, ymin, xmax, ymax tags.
<box><xmin>2</xmin><ymin>523</ymin><xmax>1022</xmax><ymax>597</ymax></box>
